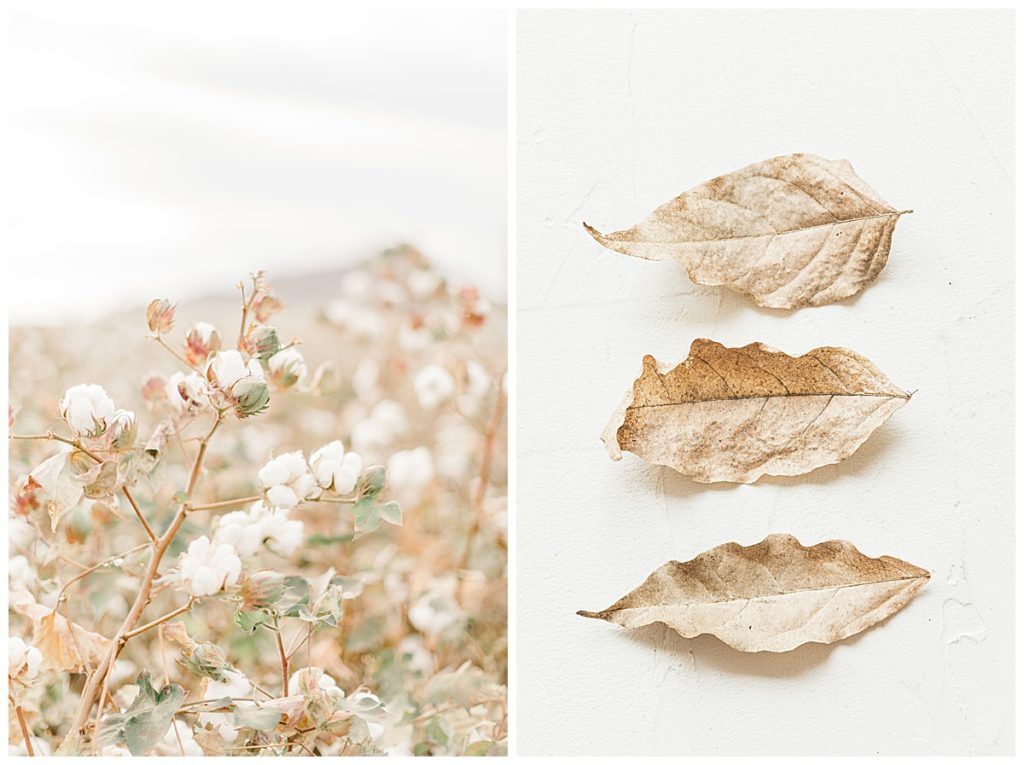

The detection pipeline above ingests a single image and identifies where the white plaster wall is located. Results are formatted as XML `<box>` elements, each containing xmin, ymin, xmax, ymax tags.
<box><xmin>516</xmin><ymin>9</ymin><xmax>1013</xmax><ymax>756</ymax></box>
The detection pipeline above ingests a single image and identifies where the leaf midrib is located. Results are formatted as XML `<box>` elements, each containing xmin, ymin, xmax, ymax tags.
<box><xmin>607</xmin><ymin>573</ymin><xmax>927</xmax><ymax>614</ymax></box>
<box><xmin>628</xmin><ymin>391</ymin><xmax>907</xmax><ymax>409</ymax></box>
<box><xmin>609</xmin><ymin>209</ymin><xmax>908</xmax><ymax>245</ymax></box>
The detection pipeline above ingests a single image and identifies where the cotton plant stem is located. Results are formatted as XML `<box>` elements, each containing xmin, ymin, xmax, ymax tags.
<box><xmin>69</xmin><ymin>413</ymin><xmax>224</xmax><ymax>737</ymax></box>
<box><xmin>460</xmin><ymin>375</ymin><xmax>506</xmax><ymax>569</ymax></box>
<box><xmin>275</xmin><ymin>628</ymin><xmax>290</xmax><ymax>696</ymax></box>
<box><xmin>11</xmin><ymin>431</ymin><xmax>158</xmax><ymax>542</ymax></box>
<box><xmin>10</xmin><ymin>693</ymin><xmax>35</xmax><ymax>756</ymax></box>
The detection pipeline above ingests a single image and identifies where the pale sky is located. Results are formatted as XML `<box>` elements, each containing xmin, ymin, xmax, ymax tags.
<box><xmin>9</xmin><ymin>2</ymin><xmax>507</xmax><ymax>325</ymax></box>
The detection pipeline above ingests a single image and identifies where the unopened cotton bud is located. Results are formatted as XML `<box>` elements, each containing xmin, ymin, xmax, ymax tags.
<box><xmin>241</xmin><ymin>570</ymin><xmax>287</xmax><ymax>610</ymax></box>
<box><xmin>247</xmin><ymin>290</ymin><xmax>280</xmax><ymax>319</ymax></box>
<box><xmin>247</xmin><ymin>325</ymin><xmax>280</xmax><ymax>361</ymax></box>
<box><xmin>59</xmin><ymin>383</ymin><xmax>117</xmax><ymax>437</ymax></box>
<box><xmin>146</xmin><ymin>299</ymin><xmax>175</xmax><ymax>335</ymax></box>
<box><xmin>229</xmin><ymin>377</ymin><xmax>270</xmax><ymax>419</ymax></box>
<box><xmin>141</xmin><ymin>374</ymin><xmax>168</xmax><ymax>402</ymax></box>
<box><xmin>185</xmin><ymin>322</ymin><xmax>221</xmax><ymax>366</ymax></box>
<box><xmin>267</xmin><ymin>347</ymin><xmax>307</xmax><ymax>390</ymax></box>
<box><xmin>358</xmin><ymin>465</ymin><xmax>387</xmax><ymax>498</ymax></box>
<box><xmin>162</xmin><ymin>621</ymin><xmax>194</xmax><ymax>648</ymax></box>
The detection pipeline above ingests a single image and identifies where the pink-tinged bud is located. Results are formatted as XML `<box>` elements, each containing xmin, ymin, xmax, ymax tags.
<box><xmin>252</xmin><ymin>293</ymin><xmax>283</xmax><ymax>323</ymax></box>
<box><xmin>146</xmin><ymin>299</ymin><xmax>175</xmax><ymax>335</ymax></box>
<box><xmin>141</xmin><ymin>374</ymin><xmax>168</xmax><ymax>403</ymax></box>
<box><xmin>246</xmin><ymin>325</ymin><xmax>280</xmax><ymax>361</ymax></box>
<box><xmin>241</xmin><ymin>570</ymin><xmax>287</xmax><ymax>609</ymax></box>
<box><xmin>185</xmin><ymin>322</ymin><xmax>222</xmax><ymax>366</ymax></box>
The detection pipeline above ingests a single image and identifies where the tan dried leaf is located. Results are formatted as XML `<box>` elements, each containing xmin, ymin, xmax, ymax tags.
<box><xmin>585</xmin><ymin>153</ymin><xmax>910</xmax><ymax>308</ymax></box>
<box><xmin>578</xmin><ymin>534</ymin><xmax>929</xmax><ymax>652</ymax></box>
<box><xmin>603</xmin><ymin>339</ymin><xmax>909</xmax><ymax>483</ymax></box>
<box><xmin>12</xmin><ymin>592</ymin><xmax>111</xmax><ymax>672</ymax></box>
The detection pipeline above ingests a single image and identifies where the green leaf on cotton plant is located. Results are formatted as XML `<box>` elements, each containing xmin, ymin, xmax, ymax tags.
<box><xmin>233</xmin><ymin>607</ymin><xmax>273</xmax><ymax>635</ymax></box>
<box><xmin>351</xmin><ymin>497</ymin><xmax>403</xmax><ymax>538</ymax></box>
<box><xmin>233</xmin><ymin>704</ymin><xmax>282</xmax><ymax>732</ymax></box>
<box><xmin>98</xmin><ymin>672</ymin><xmax>185</xmax><ymax>756</ymax></box>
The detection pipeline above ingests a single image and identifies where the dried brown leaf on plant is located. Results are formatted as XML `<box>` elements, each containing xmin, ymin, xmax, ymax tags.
<box><xmin>585</xmin><ymin>153</ymin><xmax>910</xmax><ymax>308</ymax></box>
<box><xmin>578</xmin><ymin>534</ymin><xmax>929</xmax><ymax>653</ymax></box>
<box><xmin>602</xmin><ymin>339</ymin><xmax>910</xmax><ymax>483</ymax></box>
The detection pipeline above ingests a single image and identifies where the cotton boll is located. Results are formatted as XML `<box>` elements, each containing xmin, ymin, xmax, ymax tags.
<box><xmin>414</xmin><ymin>365</ymin><xmax>455</xmax><ymax>410</ymax></box>
<box><xmin>261</xmin><ymin>510</ymin><xmax>304</xmax><ymax>557</ymax></box>
<box><xmin>9</xmin><ymin>555</ymin><xmax>35</xmax><ymax>590</ymax></box>
<box><xmin>166</xmin><ymin>372</ymin><xmax>210</xmax><ymax>414</ymax></box>
<box><xmin>259</xmin><ymin>451</ymin><xmax>316</xmax><ymax>510</ymax></box>
<box><xmin>59</xmin><ymin>383</ymin><xmax>116</xmax><ymax>436</ymax></box>
<box><xmin>310</xmin><ymin>440</ymin><xmax>363</xmax><ymax>494</ymax></box>
<box><xmin>207</xmin><ymin>350</ymin><xmax>264</xmax><ymax>389</ymax></box>
<box><xmin>408</xmin><ymin>576</ymin><xmax>463</xmax><ymax>636</ymax></box>
<box><xmin>289</xmin><ymin>667</ymin><xmax>344</xmax><ymax>703</ymax></box>
<box><xmin>397</xmin><ymin>635</ymin><xmax>434</xmax><ymax>675</ymax></box>
<box><xmin>161</xmin><ymin>719</ymin><xmax>204</xmax><ymax>755</ymax></box>
<box><xmin>178</xmin><ymin>536</ymin><xmax>242</xmax><ymax>597</ymax></box>
<box><xmin>387</xmin><ymin>447</ymin><xmax>435</xmax><ymax>505</ymax></box>
<box><xmin>8</xmin><ymin>636</ymin><xmax>42</xmax><ymax>680</ymax></box>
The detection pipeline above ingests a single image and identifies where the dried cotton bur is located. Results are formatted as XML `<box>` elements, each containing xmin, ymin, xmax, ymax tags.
<box><xmin>578</xmin><ymin>534</ymin><xmax>929</xmax><ymax>653</ymax></box>
<box><xmin>603</xmin><ymin>339</ymin><xmax>910</xmax><ymax>483</ymax></box>
<box><xmin>585</xmin><ymin>153</ymin><xmax>910</xmax><ymax>308</ymax></box>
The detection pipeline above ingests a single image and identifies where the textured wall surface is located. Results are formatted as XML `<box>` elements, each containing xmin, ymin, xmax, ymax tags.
<box><xmin>516</xmin><ymin>9</ymin><xmax>1013</xmax><ymax>756</ymax></box>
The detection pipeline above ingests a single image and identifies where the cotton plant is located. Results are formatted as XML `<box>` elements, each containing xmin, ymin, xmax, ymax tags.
<box><xmin>10</xmin><ymin>253</ymin><xmax>507</xmax><ymax>756</ymax></box>
<box><xmin>8</xmin><ymin>272</ymin><xmax>406</xmax><ymax>756</ymax></box>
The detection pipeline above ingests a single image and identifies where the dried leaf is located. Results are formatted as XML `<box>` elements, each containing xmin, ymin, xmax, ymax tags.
<box><xmin>29</xmin><ymin>450</ymin><xmax>86</xmax><ymax>530</ymax></box>
<box><xmin>12</xmin><ymin>591</ymin><xmax>110</xmax><ymax>672</ymax></box>
<box><xmin>585</xmin><ymin>153</ymin><xmax>910</xmax><ymax>308</ymax></box>
<box><xmin>578</xmin><ymin>534</ymin><xmax>929</xmax><ymax>652</ymax></box>
<box><xmin>603</xmin><ymin>339</ymin><xmax>909</xmax><ymax>483</ymax></box>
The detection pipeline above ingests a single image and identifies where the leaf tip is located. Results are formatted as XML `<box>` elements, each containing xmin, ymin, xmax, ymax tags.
<box><xmin>576</xmin><ymin>609</ymin><xmax>602</xmax><ymax>620</ymax></box>
<box><xmin>582</xmin><ymin>222</ymin><xmax>607</xmax><ymax>244</ymax></box>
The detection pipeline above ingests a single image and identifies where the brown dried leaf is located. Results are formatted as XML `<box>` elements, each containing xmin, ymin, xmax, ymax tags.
<box><xmin>603</xmin><ymin>339</ymin><xmax>909</xmax><ymax>483</ymax></box>
<box><xmin>578</xmin><ymin>534</ymin><xmax>929</xmax><ymax>652</ymax></box>
<box><xmin>585</xmin><ymin>153</ymin><xmax>910</xmax><ymax>308</ymax></box>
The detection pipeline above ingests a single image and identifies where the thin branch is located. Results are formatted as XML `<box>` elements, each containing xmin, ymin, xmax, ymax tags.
<box><xmin>152</xmin><ymin>335</ymin><xmax>193</xmax><ymax>369</ymax></box>
<box><xmin>123</xmin><ymin>599</ymin><xmax>195</xmax><ymax>641</ymax></box>
<box><xmin>54</xmin><ymin>543</ymin><xmax>152</xmax><ymax>604</ymax></box>
<box><xmin>308</xmin><ymin>495</ymin><xmax>357</xmax><ymax>505</ymax></box>
<box><xmin>275</xmin><ymin>627</ymin><xmax>289</xmax><ymax>696</ymax></box>
<box><xmin>187</xmin><ymin>494</ymin><xmax>262</xmax><ymax>513</ymax></box>
<box><xmin>121</xmin><ymin>486</ymin><xmax>157</xmax><ymax>543</ymax></box>
<box><xmin>237</xmin><ymin>282</ymin><xmax>250</xmax><ymax>350</ymax></box>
